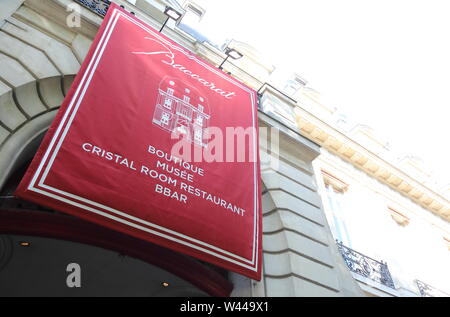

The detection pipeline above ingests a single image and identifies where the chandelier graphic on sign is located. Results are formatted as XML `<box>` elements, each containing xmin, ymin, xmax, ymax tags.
<box><xmin>153</xmin><ymin>77</ymin><xmax>210</xmax><ymax>148</ymax></box>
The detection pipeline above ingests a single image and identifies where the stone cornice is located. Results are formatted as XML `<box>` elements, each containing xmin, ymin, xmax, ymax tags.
<box><xmin>294</xmin><ymin>106</ymin><xmax>450</xmax><ymax>222</ymax></box>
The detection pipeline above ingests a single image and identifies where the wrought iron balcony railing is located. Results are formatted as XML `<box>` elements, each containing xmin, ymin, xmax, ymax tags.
<box><xmin>336</xmin><ymin>240</ymin><xmax>395</xmax><ymax>289</ymax></box>
<box><xmin>74</xmin><ymin>0</ymin><xmax>111</xmax><ymax>17</ymax></box>
<box><xmin>415</xmin><ymin>279</ymin><xmax>449</xmax><ymax>297</ymax></box>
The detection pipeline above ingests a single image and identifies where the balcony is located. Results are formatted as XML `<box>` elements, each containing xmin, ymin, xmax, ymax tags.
<box><xmin>336</xmin><ymin>240</ymin><xmax>395</xmax><ymax>289</ymax></box>
<box><xmin>415</xmin><ymin>279</ymin><xmax>449</xmax><ymax>297</ymax></box>
<box><xmin>74</xmin><ymin>0</ymin><xmax>111</xmax><ymax>17</ymax></box>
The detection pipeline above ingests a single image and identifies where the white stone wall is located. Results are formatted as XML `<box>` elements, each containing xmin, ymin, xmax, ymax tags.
<box><xmin>0</xmin><ymin>0</ymin><xmax>98</xmax><ymax>186</ymax></box>
<box><xmin>315</xmin><ymin>149</ymin><xmax>450</xmax><ymax>296</ymax></box>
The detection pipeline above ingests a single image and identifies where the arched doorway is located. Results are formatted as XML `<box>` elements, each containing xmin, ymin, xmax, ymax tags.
<box><xmin>0</xmin><ymin>233</ymin><xmax>211</xmax><ymax>297</ymax></box>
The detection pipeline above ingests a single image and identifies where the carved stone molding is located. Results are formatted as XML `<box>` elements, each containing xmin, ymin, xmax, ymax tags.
<box><xmin>294</xmin><ymin>107</ymin><xmax>450</xmax><ymax>222</ymax></box>
<box><xmin>388</xmin><ymin>207</ymin><xmax>410</xmax><ymax>227</ymax></box>
<box><xmin>444</xmin><ymin>236</ymin><xmax>450</xmax><ymax>251</ymax></box>
<box><xmin>321</xmin><ymin>169</ymin><xmax>349</xmax><ymax>193</ymax></box>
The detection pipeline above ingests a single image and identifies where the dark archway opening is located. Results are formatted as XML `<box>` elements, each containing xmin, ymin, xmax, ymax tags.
<box><xmin>0</xmin><ymin>157</ymin><xmax>232</xmax><ymax>296</ymax></box>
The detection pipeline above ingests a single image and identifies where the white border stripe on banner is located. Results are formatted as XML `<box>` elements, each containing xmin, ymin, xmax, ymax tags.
<box><xmin>28</xmin><ymin>10</ymin><xmax>119</xmax><ymax>190</ymax></box>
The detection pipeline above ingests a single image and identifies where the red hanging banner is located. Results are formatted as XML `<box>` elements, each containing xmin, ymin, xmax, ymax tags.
<box><xmin>15</xmin><ymin>3</ymin><xmax>262</xmax><ymax>280</ymax></box>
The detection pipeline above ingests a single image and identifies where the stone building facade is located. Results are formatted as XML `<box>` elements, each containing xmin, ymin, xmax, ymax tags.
<box><xmin>0</xmin><ymin>0</ymin><xmax>448</xmax><ymax>297</ymax></box>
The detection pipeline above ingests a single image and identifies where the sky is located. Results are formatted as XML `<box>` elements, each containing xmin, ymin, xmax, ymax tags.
<box><xmin>184</xmin><ymin>0</ymin><xmax>450</xmax><ymax>189</ymax></box>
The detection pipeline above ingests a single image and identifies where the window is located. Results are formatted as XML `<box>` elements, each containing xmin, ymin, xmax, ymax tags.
<box><xmin>181</xmin><ymin>107</ymin><xmax>189</xmax><ymax>117</ymax></box>
<box><xmin>194</xmin><ymin>129</ymin><xmax>202</xmax><ymax>142</ymax></box>
<box><xmin>164</xmin><ymin>98</ymin><xmax>173</xmax><ymax>109</ymax></box>
<box><xmin>324</xmin><ymin>184</ymin><xmax>352</xmax><ymax>247</ymax></box>
<box><xmin>161</xmin><ymin>113</ymin><xmax>170</xmax><ymax>126</ymax></box>
<box><xmin>283</xmin><ymin>74</ymin><xmax>307</xmax><ymax>97</ymax></box>
<box><xmin>321</xmin><ymin>170</ymin><xmax>351</xmax><ymax>247</ymax></box>
<box><xmin>181</xmin><ymin>1</ymin><xmax>205</xmax><ymax>26</ymax></box>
